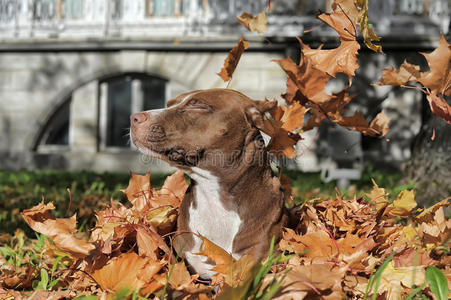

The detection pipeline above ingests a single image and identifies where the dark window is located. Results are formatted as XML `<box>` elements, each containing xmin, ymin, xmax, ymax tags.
<box><xmin>103</xmin><ymin>74</ymin><xmax>167</xmax><ymax>148</ymax></box>
<box><xmin>106</xmin><ymin>77</ymin><xmax>132</xmax><ymax>147</ymax></box>
<box><xmin>143</xmin><ymin>77</ymin><xmax>166</xmax><ymax>110</ymax></box>
<box><xmin>41</xmin><ymin>98</ymin><xmax>71</xmax><ymax>145</ymax></box>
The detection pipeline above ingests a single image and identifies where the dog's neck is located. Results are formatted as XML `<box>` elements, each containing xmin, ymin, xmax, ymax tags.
<box><xmin>186</xmin><ymin>134</ymin><xmax>281</xmax><ymax>217</ymax></box>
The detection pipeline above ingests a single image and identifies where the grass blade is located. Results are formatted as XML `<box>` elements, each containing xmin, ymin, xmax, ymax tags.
<box><xmin>405</xmin><ymin>283</ymin><xmax>426</xmax><ymax>300</ymax></box>
<box><xmin>426</xmin><ymin>266</ymin><xmax>449</xmax><ymax>300</ymax></box>
<box><xmin>369</xmin><ymin>252</ymin><xmax>395</xmax><ymax>300</ymax></box>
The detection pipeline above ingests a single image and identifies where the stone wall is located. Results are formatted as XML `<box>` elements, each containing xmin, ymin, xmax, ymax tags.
<box><xmin>0</xmin><ymin>50</ymin><xmax>290</xmax><ymax>172</ymax></box>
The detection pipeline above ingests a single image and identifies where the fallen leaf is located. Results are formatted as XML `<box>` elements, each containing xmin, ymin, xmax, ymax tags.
<box><xmin>122</xmin><ymin>172</ymin><xmax>152</xmax><ymax>211</ymax></box>
<box><xmin>377</xmin><ymin>261</ymin><xmax>425</xmax><ymax>299</ymax></box>
<box><xmin>217</xmin><ymin>36</ymin><xmax>249</xmax><ymax>81</ymax></box>
<box><xmin>168</xmin><ymin>262</ymin><xmax>192</xmax><ymax>289</ymax></box>
<box><xmin>155</xmin><ymin>170</ymin><xmax>188</xmax><ymax>208</ymax></box>
<box><xmin>92</xmin><ymin>252</ymin><xmax>163</xmax><ymax>293</ymax></box>
<box><xmin>237</xmin><ymin>11</ymin><xmax>267</xmax><ymax>34</ymax></box>
<box><xmin>21</xmin><ymin>201</ymin><xmax>95</xmax><ymax>258</ymax></box>
<box><xmin>389</xmin><ymin>190</ymin><xmax>417</xmax><ymax>217</ymax></box>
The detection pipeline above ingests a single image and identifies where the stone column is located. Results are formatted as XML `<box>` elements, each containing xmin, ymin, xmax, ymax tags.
<box><xmin>69</xmin><ymin>80</ymin><xmax>98</xmax><ymax>152</ymax></box>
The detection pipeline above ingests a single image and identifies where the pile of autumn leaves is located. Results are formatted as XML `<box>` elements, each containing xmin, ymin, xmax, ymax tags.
<box><xmin>222</xmin><ymin>0</ymin><xmax>451</xmax><ymax>157</ymax></box>
<box><xmin>1</xmin><ymin>171</ymin><xmax>450</xmax><ymax>299</ymax></box>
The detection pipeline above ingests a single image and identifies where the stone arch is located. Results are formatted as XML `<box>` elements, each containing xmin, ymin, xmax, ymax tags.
<box><xmin>27</xmin><ymin>68</ymin><xmax>190</xmax><ymax>151</ymax></box>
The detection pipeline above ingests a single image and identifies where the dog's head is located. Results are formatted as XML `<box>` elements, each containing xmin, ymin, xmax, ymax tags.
<box><xmin>130</xmin><ymin>89</ymin><xmax>276</xmax><ymax>171</ymax></box>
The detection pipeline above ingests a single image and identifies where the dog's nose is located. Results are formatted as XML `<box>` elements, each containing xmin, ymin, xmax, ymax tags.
<box><xmin>131</xmin><ymin>112</ymin><xmax>148</xmax><ymax>125</ymax></box>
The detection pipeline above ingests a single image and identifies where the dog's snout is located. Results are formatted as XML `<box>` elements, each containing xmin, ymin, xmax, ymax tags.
<box><xmin>131</xmin><ymin>112</ymin><xmax>148</xmax><ymax>125</ymax></box>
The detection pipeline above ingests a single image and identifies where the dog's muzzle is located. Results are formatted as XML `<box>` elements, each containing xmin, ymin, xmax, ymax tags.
<box><xmin>146</xmin><ymin>125</ymin><xmax>166</xmax><ymax>142</ymax></box>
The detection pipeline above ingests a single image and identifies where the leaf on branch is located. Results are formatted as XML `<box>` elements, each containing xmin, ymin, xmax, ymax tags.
<box><xmin>418</xmin><ymin>35</ymin><xmax>451</xmax><ymax>97</ymax></box>
<box><xmin>335</xmin><ymin>110</ymin><xmax>390</xmax><ymax>137</ymax></box>
<box><xmin>355</xmin><ymin>0</ymin><xmax>382</xmax><ymax>52</ymax></box>
<box><xmin>310</xmin><ymin>11</ymin><xmax>360</xmax><ymax>83</ymax></box>
<box><xmin>274</xmin><ymin>56</ymin><xmax>331</xmax><ymax>104</ymax></box>
<box><xmin>426</xmin><ymin>94</ymin><xmax>451</xmax><ymax>125</ymax></box>
<box><xmin>217</xmin><ymin>36</ymin><xmax>249</xmax><ymax>82</ymax></box>
<box><xmin>237</xmin><ymin>11</ymin><xmax>267</xmax><ymax>34</ymax></box>
<box><xmin>374</xmin><ymin>60</ymin><xmax>421</xmax><ymax>86</ymax></box>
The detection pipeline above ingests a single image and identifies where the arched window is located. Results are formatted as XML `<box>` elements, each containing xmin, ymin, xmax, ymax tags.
<box><xmin>99</xmin><ymin>74</ymin><xmax>167</xmax><ymax>148</ymax></box>
<box><xmin>36</xmin><ymin>97</ymin><xmax>71</xmax><ymax>150</ymax></box>
<box><xmin>35</xmin><ymin>73</ymin><xmax>167</xmax><ymax>152</ymax></box>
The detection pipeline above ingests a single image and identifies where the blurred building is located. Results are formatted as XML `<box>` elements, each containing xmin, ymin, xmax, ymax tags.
<box><xmin>0</xmin><ymin>0</ymin><xmax>449</xmax><ymax>173</ymax></box>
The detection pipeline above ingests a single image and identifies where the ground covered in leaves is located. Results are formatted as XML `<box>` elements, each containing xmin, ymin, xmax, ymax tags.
<box><xmin>0</xmin><ymin>170</ymin><xmax>450</xmax><ymax>299</ymax></box>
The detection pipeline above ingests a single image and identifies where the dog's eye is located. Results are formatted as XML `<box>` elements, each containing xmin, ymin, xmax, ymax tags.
<box><xmin>182</xmin><ymin>99</ymin><xmax>212</xmax><ymax>112</ymax></box>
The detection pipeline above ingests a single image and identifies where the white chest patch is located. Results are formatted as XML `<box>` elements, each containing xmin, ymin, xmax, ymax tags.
<box><xmin>185</xmin><ymin>167</ymin><xmax>242</xmax><ymax>277</ymax></box>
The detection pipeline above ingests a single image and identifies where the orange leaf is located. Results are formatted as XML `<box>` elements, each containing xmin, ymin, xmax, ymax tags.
<box><xmin>21</xmin><ymin>201</ymin><xmax>95</xmax><ymax>258</ymax></box>
<box><xmin>304</xmin><ymin>10</ymin><xmax>361</xmax><ymax>83</ymax></box>
<box><xmin>136</xmin><ymin>226</ymin><xmax>171</xmax><ymax>260</ymax></box>
<box><xmin>369</xmin><ymin>110</ymin><xmax>391</xmax><ymax>137</ymax></box>
<box><xmin>375</xmin><ymin>60</ymin><xmax>420</xmax><ymax>86</ymax></box>
<box><xmin>154</xmin><ymin>170</ymin><xmax>188</xmax><ymax>208</ymax></box>
<box><xmin>275</xmin><ymin>56</ymin><xmax>331</xmax><ymax>104</ymax></box>
<box><xmin>280</xmin><ymin>102</ymin><xmax>308</xmax><ymax>132</ymax></box>
<box><xmin>196</xmin><ymin>235</ymin><xmax>256</xmax><ymax>287</ymax></box>
<box><xmin>168</xmin><ymin>262</ymin><xmax>193</xmax><ymax>289</ymax></box>
<box><xmin>336</xmin><ymin>110</ymin><xmax>390</xmax><ymax>137</ymax></box>
<box><xmin>217</xmin><ymin>36</ymin><xmax>249</xmax><ymax>82</ymax></box>
<box><xmin>237</xmin><ymin>11</ymin><xmax>267</xmax><ymax>34</ymax></box>
<box><xmin>92</xmin><ymin>252</ymin><xmax>163</xmax><ymax>293</ymax></box>
<box><xmin>418</xmin><ymin>35</ymin><xmax>451</xmax><ymax>97</ymax></box>
<box><xmin>121</xmin><ymin>172</ymin><xmax>152</xmax><ymax>211</ymax></box>
<box><xmin>426</xmin><ymin>93</ymin><xmax>451</xmax><ymax>126</ymax></box>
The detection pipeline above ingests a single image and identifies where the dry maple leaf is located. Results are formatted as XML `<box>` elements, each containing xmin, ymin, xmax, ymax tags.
<box><xmin>279</xmin><ymin>101</ymin><xmax>308</xmax><ymax>132</ymax></box>
<box><xmin>418</xmin><ymin>35</ymin><xmax>451</xmax><ymax>97</ymax></box>
<box><xmin>426</xmin><ymin>94</ymin><xmax>451</xmax><ymax>125</ymax></box>
<box><xmin>196</xmin><ymin>235</ymin><xmax>256</xmax><ymax>287</ymax></box>
<box><xmin>274</xmin><ymin>56</ymin><xmax>331</xmax><ymax>104</ymax></box>
<box><xmin>415</xmin><ymin>198</ymin><xmax>451</xmax><ymax>223</ymax></box>
<box><xmin>92</xmin><ymin>252</ymin><xmax>163</xmax><ymax>293</ymax></box>
<box><xmin>21</xmin><ymin>201</ymin><xmax>95</xmax><ymax>258</ymax></box>
<box><xmin>136</xmin><ymin>226</ymin><xmax>170</xmax><ymax>260</ymax></box>
<box><xmin>121</xmin><ymin>172</ymin><xmax>152</xmax><ymax>211</ymax></box>
<box><xmin>262</xmin><ymin>117</ymin><xmax>301</xmax><ymax>158</ymax></box>
<box><xmin>377</xmin><ymin>261</ymin><xmax>425</xmax><ymax>300</ymax></box>
<box><xmin>355</xmin><ymin>0</ymin><xmax>382</xmax><ymax>52</ymax></box>
<box><xmin>389</xmin><ymin>190</ymin><xmax>417</xmax><ymax>217</ymax></box>
<box><xmin>153</xmin><ymin>170</ymin><xmax>188</xmax><ymax>208</ymax></box>
<box><xmin>306</xmin><ymin>14</ymin><xmax>360</xmax><ymax>83</ymax></box>
<box><xmin>237</xmin><ymin>11</ymin><xmax>267</xmax><ymax>34</ymax></box>
<box><xmin>217</xmin><ymin>36</ymin><xmax>249</xmax><ymax>82</ymax></box>
<box><xmin>375</xmin><ymin>60</ymin><xmax>421</xmax><ymax>86</ymax></box>
<box><xmin>270</xmin><ymin>264</ymin><xmax>346</xmax><ymax>299</ymax></box>
<box><xmin>335</xmin><ymin>110</ymin><xmax>390</xmax><ymax>137</ymax></box>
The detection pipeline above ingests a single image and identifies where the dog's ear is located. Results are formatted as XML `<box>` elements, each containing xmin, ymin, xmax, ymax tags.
<box><xmin>245</xmin><ymin>100</ymin><xmax>277</xmax><ymax>130</ymax></box>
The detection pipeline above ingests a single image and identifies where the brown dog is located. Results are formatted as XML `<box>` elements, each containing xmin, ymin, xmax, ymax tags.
<box><xmin>130</xmin><ymin>89</ymin><xmax>287</xmax><ymax>277</ymax></box>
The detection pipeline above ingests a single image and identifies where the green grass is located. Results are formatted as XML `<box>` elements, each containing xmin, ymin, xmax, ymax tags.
<box><xmin>0</xmin><ymin>167</ymin><xmax>409</xmax><ymax>236</ymax></box>
<box><xmin>284</xmin><ymin>166</ymin><xmax>413</xmax><ymax>206</ymax></box>
<box><xmin>0</xmin><ymin>170</ymin><xmax>168</xmax><ymax>236</ymax></box>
